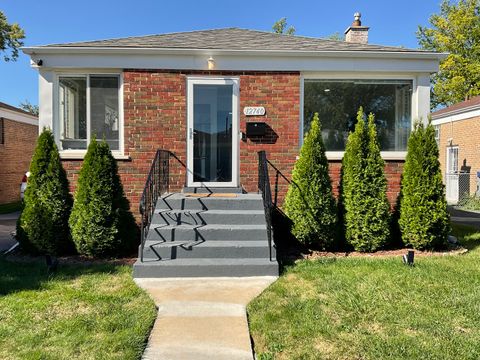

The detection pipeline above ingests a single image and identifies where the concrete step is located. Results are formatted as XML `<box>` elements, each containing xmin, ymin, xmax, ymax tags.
<box><xmin>157</xmin><ymin>193</ymin><xmax>264</xmax><ymax>211</ymax></box>
<box><xmin>140</xmin><ymin>240</ymin><xmax>275</xmax><ymax>260</ymax></box>
<box><xmin>133</xmin><ymin>258</ymin><xmax>279</xmax><ymax>278</ymax></box>
<box><xmin>151</xmin><ymin>209</ymin><xmax>266</xmax><ymax>226</ymax></box>
<box><xmin>146</xmin><ymin>224</ymin><xmax>268</xmax><ymax>242</ymax></box>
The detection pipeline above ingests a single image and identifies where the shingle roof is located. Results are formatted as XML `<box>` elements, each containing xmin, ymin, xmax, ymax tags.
<box><xmin>40</xmin><ymin>28</ymin><xmax>428</xmax><ymax>53</ymax></box>
<box><xmin>432</xmin><ymin>96</ymin><xmax>480</xmax><ymax>119</ymax></box>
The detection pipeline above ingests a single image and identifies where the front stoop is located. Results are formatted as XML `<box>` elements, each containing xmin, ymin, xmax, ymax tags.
<box><xmin>133</xmin><ymin>193</ymin><xmax>278</xmax><ymax>278</ymax></box>
<box><xmin>135</xmin><ymin>277</ymin><xmax>277</xmax><ymax>360</ymax></box>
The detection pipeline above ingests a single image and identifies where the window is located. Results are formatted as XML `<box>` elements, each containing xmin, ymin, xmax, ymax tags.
<box><xmin>434</xmin><ymin>125</ymin><xmax>440</xmax><ymax>146</ymax></box>
<box><xmin>58</xmin><ymin>74</ymin><xmax>120</xmax><ymax>151</ymax></box>
<box><xmin>0</xmin><ymin>117</ymin><xmax>4</xmax><ymax>145</ymax></box>
<box><xmin>303</xmin><ymin>79</ymin><xmax>413</xmax><ymax>152</ymax></box>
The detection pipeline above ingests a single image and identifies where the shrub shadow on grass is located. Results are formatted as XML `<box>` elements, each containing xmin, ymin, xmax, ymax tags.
<box><xmin>0</xmin><ymin>255</ymin><xmax>124</xmax><ymax>296</ymax></box>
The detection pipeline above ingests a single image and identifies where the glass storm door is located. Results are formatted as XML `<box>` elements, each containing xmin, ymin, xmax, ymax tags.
<box><xmin>187</xmin><ymin>78</ymin><xmax>239</xmax><ymax>187</ymax></box>
<box><xmin>446</xmin><ymin>146</ymin><xmax>459</xmax><ymax>204</ymax></box>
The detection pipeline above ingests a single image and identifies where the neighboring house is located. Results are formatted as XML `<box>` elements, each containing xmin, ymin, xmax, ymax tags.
<box><xmin>432</xmin><ymin>96</ymin><xmax>480</xmax><ymax>204</ymax></box>
<box><xmin>22</xmin><ymin>15</ymin><xmax>444</xmax><ymax>276</ymax></box>
<box><xmin>0</xmin><ymin>102</ymin><xmax>38</xmax><ymax>205</ymax></box>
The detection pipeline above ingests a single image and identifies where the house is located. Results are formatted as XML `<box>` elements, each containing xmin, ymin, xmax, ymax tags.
<box><xmin>432</xmin><ymin>96</ymin><xmax>480</xmax><ymax>204</ymax></box>
<box><xmin>0</xmin><ymin>102</ymin><xmax>38</xmax><ymax>205</ymax></box>
<box><xmin>23</xmin><ymin>14</ymin><xmax>444</xmax><ymax>276</ymax></box>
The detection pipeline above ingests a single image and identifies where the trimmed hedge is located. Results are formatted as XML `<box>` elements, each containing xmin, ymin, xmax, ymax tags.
<box><xmin>69</xmin><ymin>138</ymin><xmax>136</xmax><ymax>257</ymax></box>
<box><xmin>284</xmin><ymin>112</ymin><xmax>337</xmax><ymax>248</ymax></box>
<box><xmin>341</xmin><ymin>108</ymin><xmax>391</xmax><ymax>252</ymax></box>
<box><xmin>16</xmin><ymin>128</ymin><xmax>73</xmax><ymax>255</ymax></box>
<box><xmin>399</xmin><ymin>121</ymin><xmax>450</xmax><ymax>249</ymax></box>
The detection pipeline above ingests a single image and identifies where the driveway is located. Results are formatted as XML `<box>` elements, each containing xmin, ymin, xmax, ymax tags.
<box><xmin>449</xmin><ymin>207</ymin><xmax>480</xmax><ymax>229</ymax></box>
<box><xmin>0</xmin><ymin>211</ymin><xmax>19</xmax><ymax>252</ymax></box>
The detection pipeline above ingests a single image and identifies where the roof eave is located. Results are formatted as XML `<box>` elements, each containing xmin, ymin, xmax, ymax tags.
<box><xmin>22</xmin><ymin>46</ymin><xmax>447</xmax><ymax>60</ymax></box>
<box><xmin>431</xmin><ymin>103</ymin><xmax>480</xmax><ymax>120</ymax></box>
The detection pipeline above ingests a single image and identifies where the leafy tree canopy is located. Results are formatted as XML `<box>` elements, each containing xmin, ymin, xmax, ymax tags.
<box><xmin>0</xmin><ymin>10</ymin><xmax>25</xmax><ymax>61</ymax></box>
<box><xmin>272</xmin><ymin>18</ymin><xmax>296</xmax><ymax>35</ymax></box>
<box><xmin>417</xmin><ymin>0</ymin><xmax>480</xmax><ymax>108</ymax></box>
<box><xmin>19</xmin><ymin>100</ymin><xmax>39</xmax><ymax>116</ymax></box>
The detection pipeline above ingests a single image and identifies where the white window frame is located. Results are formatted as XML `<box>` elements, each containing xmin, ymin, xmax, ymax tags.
<box><xmin>53</xmin><ymin>70</ymin><xmax>125</xmax><ymax>159</ymax></box>
<box><xmin>300</xmin><ymin>73</ymin><xmax>417</xmax><ymax>160</ymax></box>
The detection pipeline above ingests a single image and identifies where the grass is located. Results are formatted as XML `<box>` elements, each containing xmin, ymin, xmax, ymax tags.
<box><xmin>248</xmin><ymin>224</ymin><xmax>480</xmax><ymax>360</ymax></box>
<box><xmin>0</xmin><ymin>201</ymin><xmax>22</xmax><ymax>214</ymax></box>
<box><xmin>0</xmin><ymin>257</ymin><xmax>157</xmax><ymax>360</ymax></box>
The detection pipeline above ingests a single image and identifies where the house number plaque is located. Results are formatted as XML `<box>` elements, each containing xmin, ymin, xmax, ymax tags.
<box><xmin>243</xmin><ymin>106</ymin><xmax>266</xmax><ymax>116</ymax></box>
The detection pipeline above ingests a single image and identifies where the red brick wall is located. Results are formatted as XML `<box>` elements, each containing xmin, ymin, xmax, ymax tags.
<box><xmin>328</xmin><ymin>160</ymin><xmax>404</xmax><ymax>206</ymax></box>
<box><xmin>59</xmin><ymin>69</ymin><xmax>403</xmax><ymax>218</ymax></box>
<box><xmin>0</xmin><ymin>118</ymin><xmax>38</xmax><ymax>204</ymax></box>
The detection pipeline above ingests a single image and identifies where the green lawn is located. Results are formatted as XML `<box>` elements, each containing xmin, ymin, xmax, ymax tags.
<box><xmin>248</xmin><ymin>224</ymin><xmax>480</xmax><ymax>360</ymax></box>
<box><xmin>0</xmin><ymin>258</ymin><xmax>157</xmax><ymax>360</ymax></box>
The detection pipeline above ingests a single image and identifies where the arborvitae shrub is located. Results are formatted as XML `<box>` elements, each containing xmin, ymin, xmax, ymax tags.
<box><xmin>16</xmin><ymin>128</ymin><xmax>73</xmax><ymax>255</ymax></box>
<box><xmin>399</xmin><ymin>121</ymin><xmax>450</xmax><ymax>249</ymax></box>
<box><xmin>69</xmin><ymin>138</ymin><xmax>136</xmax><ymax>257</ymax></box>
<box><xmin>284</xmin><ymin>112</ymin><xmax>337</xmax><ymax>248</ymax></box>
<box><xmin>341</xmin><ymin>108</ymin><xmax>391</xmax><ymax>252</ymax></box>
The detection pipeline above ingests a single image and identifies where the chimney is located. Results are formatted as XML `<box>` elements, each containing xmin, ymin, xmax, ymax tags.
<box><xmin>345</xmin><ymin>12</ymin><xmax>369</xmax><ymax>44</ymax></box>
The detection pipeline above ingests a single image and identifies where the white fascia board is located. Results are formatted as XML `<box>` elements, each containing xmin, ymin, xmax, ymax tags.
<box><xmin>431</xmin><ymin>108</ymin><xmax>480</xmax><ymax>125</ymax></box>
<box><xmin>0</xmin><ymin>108</ymin><xmax>38</xmax><ymax>126</ymax></box>
<box><xmin>23</xmin><ymin>52</ymin><xmax>441</xmax><ymax>73</ymax></box>
<box><xmin>22</xmin><ymin>46</ymin><xmax>447</xmax><ymax>60</ymax></box>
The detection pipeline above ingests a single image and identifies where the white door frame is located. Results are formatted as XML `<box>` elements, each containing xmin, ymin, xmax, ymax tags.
<box><xmin>186</xmin><ymin>76</ymin><xmax>240</xmax><ymax>187</ymax></box>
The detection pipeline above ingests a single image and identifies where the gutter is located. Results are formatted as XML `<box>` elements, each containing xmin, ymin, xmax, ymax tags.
<box><xmin>22</xmin><ymin>46</ymin><xmax>448</xmax><ymax>61</ymax></box>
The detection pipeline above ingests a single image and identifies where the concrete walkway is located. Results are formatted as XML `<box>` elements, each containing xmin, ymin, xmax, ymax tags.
<box><xmin>135</xmin><ymin>276</ymin><xmax>277</xmax><ymax>360</ymax></box>
<box><xmin>0</xmin><ymin>211</ymin><xmax>19</xmax><ymax>252</ymax></box>
<box><xmin>449</xmin><ymin>207</ymin><xmax>480</xmax><ymax>229</ymax></box>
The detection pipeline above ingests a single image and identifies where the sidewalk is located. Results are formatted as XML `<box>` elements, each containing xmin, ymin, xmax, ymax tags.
<box><xmin>0</xmin><ymin>211</ymin><xmax>20</xmax><ymax>252</ymax></box>
<box><xmin>135</xmin><ymin>276</ymin><xmax>277</xmax><ymax>360</ymax></box>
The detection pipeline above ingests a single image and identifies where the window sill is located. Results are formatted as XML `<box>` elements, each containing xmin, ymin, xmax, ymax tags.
<box><xmin>59</xmin><ymin>151</ymin><xmax>131</xmax><ymax>161</ymax></box>
<box><xmin>325</xmin><ymin>151</ymin><xmax>407</xmax><ymax>161</ymax></box>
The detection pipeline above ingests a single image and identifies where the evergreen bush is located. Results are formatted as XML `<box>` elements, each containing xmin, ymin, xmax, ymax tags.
<box><xmin>16</xmin><ymin>128</ymin><xmax>73</xmax><ymax>255</ymax></box>
<box><xmin>69</xmin><ymin>138</ymin><xmax>136</xmax><ymax>257</ymax></box>
<box><xmin>341</xmin><ymin>108</ymin><xmax>391</xmax><ymax>252</ymax></box>
<box><xmin>284</xmin><ymin>112</ymin><xmax>337</xmax><ymax>248</ymax></box>
<box><xmin>399</xmin><ymin>121</ymin><xmax>450</xmax><ymax>249</ymax></box>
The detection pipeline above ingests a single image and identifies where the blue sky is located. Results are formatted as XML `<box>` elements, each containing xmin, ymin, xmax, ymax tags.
<box><xmin>0</xmin><ymin>0</ymin><xmax>441</xmax><ymax>108</ymax></box>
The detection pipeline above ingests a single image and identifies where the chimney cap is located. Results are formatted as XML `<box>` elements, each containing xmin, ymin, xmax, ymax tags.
<box><xmin>352</xmin><ymin>12</ymin><xmax>362</xmax><ymax>26</ymax></box>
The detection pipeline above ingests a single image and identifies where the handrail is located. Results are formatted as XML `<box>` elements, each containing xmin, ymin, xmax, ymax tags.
<box><xmin>258</xmin><ymin>151</ymin><xmax>274</xmax><ymax>261</ymax></box>
<box><xmin>139</xmin><ymin>150</ymin><xmax>170</xmax><ymax>262</ymax></box>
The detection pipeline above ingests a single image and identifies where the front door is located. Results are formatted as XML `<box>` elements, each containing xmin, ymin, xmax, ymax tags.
<box><xmin>187</xmin><ymin>77</ymin><xmax>239</xmax><ymax>187</ymax></box>
<box><xmin>446</xmin><ymin>146</ymin><xmax>459</xmax><ymax>204</ymax></box>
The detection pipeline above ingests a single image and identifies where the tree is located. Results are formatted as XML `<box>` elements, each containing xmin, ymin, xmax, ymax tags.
<box><xmin>16</xmin><ymin>128</ymin><xmax>73</xmax><ymax>255</ymax></box>
<box><xmin>69</xmin><ymin>137</ymin><xmax>136</xmax><ymax>257</ymax></box>
<box><xmin>0</xmin><ymin>10</ymin><xmax>25</xmax><ymax>61</ymax></box>
<box><xmin>284</xmin><ymin>113</ymin><xmax>337</xmax><ymax>248</ymax></box>
<box><xmin>399</xmin><ymin>121</ymin><xmax>450</xmax><ymax>249</ymax></box>
<box><xmin>19</xmin><ymin>100</ymin><xmax>39</xmax><ymax>116</ymax></box>
<box><xmin>417</xmin><ymin>0</ymin><xmax>480</xmax><ymax>108</ymax></box>
<box><xmin>341</xmin><ymin>108</ymin><xmax>391</xmax><ymax>252</ymax></box>
<box><xmin>272</xmin><ymin>17</ymin><xmax>295</xmax><ymax>35</ymax></box>
<box><xmin>327</xmin><ymin>32</ymin><xmax>343</xmax><ymax>41</ymax></box>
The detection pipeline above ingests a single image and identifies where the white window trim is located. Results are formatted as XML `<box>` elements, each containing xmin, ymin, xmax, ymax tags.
<box><xmin>53</xmin><ymin>70</ymin><xmax>126</xmax><ymax>159</ymax></box>
<box><xmin>300</xmin><ymin>73</ymin><xmax>418</xmax><ymax>161</ymax></box>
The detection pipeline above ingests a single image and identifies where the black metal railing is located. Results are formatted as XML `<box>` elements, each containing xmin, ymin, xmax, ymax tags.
<box><xmin>139</xmin><ymin>150</ymin><xmax>170</xmax><ymax>262</ymax></box>
<box><xmin>258</xmin><ymin>150</ymin><xmax>274</xmax><ymax>261</ymax></box>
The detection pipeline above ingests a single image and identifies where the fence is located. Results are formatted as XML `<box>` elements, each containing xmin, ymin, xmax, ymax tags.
<box><xmin>445</xmin><ymin>171</ymin><xmax>480</xmax><ymax>206</ymax></box>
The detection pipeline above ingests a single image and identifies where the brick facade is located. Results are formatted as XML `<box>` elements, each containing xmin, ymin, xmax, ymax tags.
<box><xmin>59</xmin><ymin>69</ymin><xmax>404</xmax><ymax>218</ymax></box>
<box><xmin>0</xmin><ymin>118</ymin><xmax>38</xmax><ymax>204</ymax></box>
<box><xmin>437</xmin><ymin>115</ymin><xmax>480</xmax><ymax>195</ymax></box>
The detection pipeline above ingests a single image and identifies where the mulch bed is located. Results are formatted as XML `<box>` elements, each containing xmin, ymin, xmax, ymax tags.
<box><xmin>281</xmin><ymin>245</ymin><xmax>468</xmax><ymax>263</ymax></box>
<box><xmin>3</xmin><ymin>252</ymin><xmax>136</xmax><ymax>266</ymax></box>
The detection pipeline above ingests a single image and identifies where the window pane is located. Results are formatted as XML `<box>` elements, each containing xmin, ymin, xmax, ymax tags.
<box><xmin>90</xmin><ymin>76</ymin><xmax>120</xmax><ymax>150</ymax></box>
<box><xmin>59</xmin><ymin>77</ymin><xmax>87</xmax><ymax>149</ymax></box>
<box><xmin>303</xmin><ymin>80</ymin><xmax>412</xmax><ymax>151</ymax></box>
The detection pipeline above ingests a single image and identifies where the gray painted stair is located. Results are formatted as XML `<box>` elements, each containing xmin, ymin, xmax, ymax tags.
<box><xmin>134</xmin><ymin>193</ymin><xmax>278</xmax><ymax>278</ymax></box>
